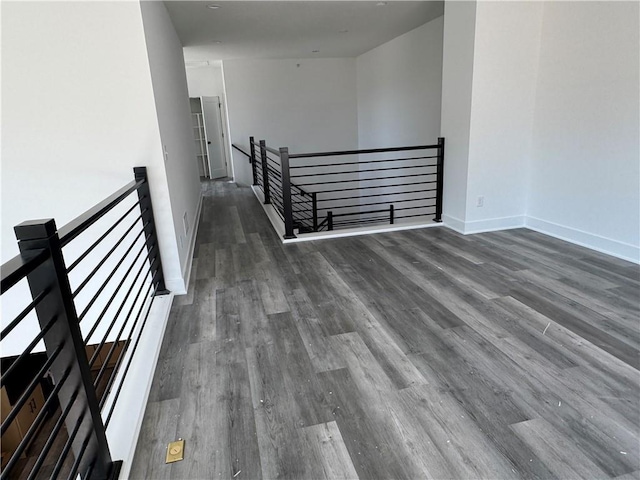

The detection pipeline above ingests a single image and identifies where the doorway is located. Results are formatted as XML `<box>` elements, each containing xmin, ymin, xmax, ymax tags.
<box><xmin>189</xmin><ymin>96</ymin><xmax>228</xmax><ymax>179</ymax></box>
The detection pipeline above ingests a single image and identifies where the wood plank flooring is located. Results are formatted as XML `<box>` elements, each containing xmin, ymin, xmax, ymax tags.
<box><xmin>130</xmin><ymin>180</ymin><xmax>640</xmax><ymax>480</ymax></box>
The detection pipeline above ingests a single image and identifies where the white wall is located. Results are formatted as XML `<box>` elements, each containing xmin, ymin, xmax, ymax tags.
<box><xmin>140</xmin><ymin>0</ymin><xmax>202</xmax><ymax>289</ymax></box>
<box><xmin>354</xmin><ymin>16</ymin><xmax>444</xmax><ymax>224</ymax></box>
<box><xmin>464</xmin><ymin>1</ymin><xmax>543</xmax><ymax>232</ymax></box>
<box><xmin>1</xmin><ymin>1</ymin><xmax>165</xmax><ymax>263</ymax></box>
<box><xmin>440</xmin><ymin>1</ymin><xmax>477</xmax><ymax>229</ymax></box>
<box><xmin>357</xmin><ymin>16</ymin><xmax>443</xmax><ymax>149</ymax></box>
<box><xmin>527</xmin><ymin>1</ymin><xmax>640</xmax><ymax>261</ymax></box>
<box><xmin>222</xmin><ymin>58</ymin><xmax>359</xmax><ymax>185</ymax></box>
<box><xmin>186</xmin><ymin>65</ymin><xmax>225</xmax><ymax>98</ymax></box>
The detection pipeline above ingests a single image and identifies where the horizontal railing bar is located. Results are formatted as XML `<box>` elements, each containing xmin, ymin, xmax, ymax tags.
<box><xmin>331</xmin><ymin>209</ymin><xmax>391</xmax><ymax>218</ymax></box>
<box><xmin>333</xmin><ymin>217</ymin><xmax>390</xmax><ymax>227</ymax></box>
<box><xmin>315</xmin><ymin>188</ymin><xmax>437</xmax><ymax>202</ymax></box>
<box><xmin>66</xmin><ymin>430</ymin><xmax>92</xmax><ymax>480</ymax></box>
<box><xmin>232</xmin><ymin>144</ymin><xmax>251</xmax><ymax>158</ymax></box>
<box><xmin>59</xmin><ymin>179</ymin><xmax>144</xmax><ymax>246</ymax></box>
<box><xmin>309</xmin><ymin>180</ymin><xmax>436</xmax><ymax>193</ymax></box>
<box><xmin>81</xmin><ymin>247</ymin><xmax>149</xmax><ymax>349</ymax></box>
<box><xmin>98</xmin><ymin>276</ymin><xmax>157</xmax><ymax>408</ymax></box>
<box><xmin>289</xmin><ymin>155</ymin><xmax>438</xmax><ymax>169</ymax></box>
<box><xmin>1</xmin><ymin>366</ymin><xmax>72</xmax><ymax>479</ymax></box>
<box><xmin>395</xmin><ymin>205</ymin><xmax>436</xmax><ymax>212</ymax></box>
<box><xmin>88</xmin><ymin>254</ymin><xmax>155</xmax><ymax>364</ymax></box>
<box><xmin>0</xmin><ymin>341</ymin><xmax>64</xmax><ymax>435</ymax></box>
<box><xmin>78</xmin><ymin>238</ymin><xmax>150</xmax><ymax>324</ymax></box>
<box><xmin>263</xmin><ymin>145</ymin><xmax>281</xmax><ymax>156</ymax></box>
<box><xmin>291</xmin><ymin>164</ymin><xmax>437</xmax><ymax>178</ymax></box>
<box><xmin>105</xmin><ymin>283</ymin><xmax>159</xmax><ymax>425</ymax></box>
<box><xmin>26</xmin><ymin>386</ymin><xmax>81</xmax><ymax>480</ymax></box>
<box><xmin>325</xmin><ymin>198</ymin><xmax>435</xmax><ymax>210</ymax></box>
<box><xmin>0</xmin><ymin>288</ymin><xmax>49</xmax><ymax>340</ymax></box>
<box><xmin>289</xmin><ymin>144</ymin><xmax>439</xmax><ymax>159</ymax></box>
<box><xmin>266</xmin><ymin>168</ymin><xmax>282</xmax><ymax>182</ymax></box>
<box><xmin>293</xmin><ymin>213</ymin><xmax>313</xmax><ymax>222</ymax></box>
<box><xmin>395</xmin><ymin>213</ymin><xmax>437</xmax><ymax>220</ymax></box>
<box><xmin>49</xmin><ymin>407</ymin><xmax>87</xmax><ymax>479</ymax></box>
<box><xmin>71</xmin><ymin>216</ymin><xmax>147</xmax><ymax>299</ymax></box>
<box><xmin>85</xmin><ymin>458</ymin><xmax>98</xmax><ymax>480</ymax></box>
<box><xmin>266</xmin><ymin>152</ymin><xmax>281</xmax><ymax>164</ymax></box>
<box><xmin>296</xmin><ymin>172</ymin><xmax>436</xmax><ymax>187</ymax></box>
<box><xmin>1</xmin><ymin>249</ymin><xmax>49</xmax><ymax>294</ymax></box>
<box><xmin>0</xmin><ymin>314</ymin><xmax>58</xmax><ymax>388</ymax></box>
<box><xmin>93</xmin><ymin>259</ymin><xmax>157</xmax><ymax>381</ymax></box>
<box><xmin>67</xmin><ymin>201</ymin><xmax>143</xmax><ymax>273</ymax></box>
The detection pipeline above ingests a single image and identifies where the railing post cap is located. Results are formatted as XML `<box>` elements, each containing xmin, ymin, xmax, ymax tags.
<box><xmin>133</xmin><ymin>166</ymin><xmax>148</xmax><ymax>180</ymax></box>
<box><xmin>14</xmin><ymin>219</ymin><xmax>57</xmax><ymax>241</ymax></box>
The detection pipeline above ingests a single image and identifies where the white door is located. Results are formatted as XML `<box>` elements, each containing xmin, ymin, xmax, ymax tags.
<box><xmin>201</xmin><ymin>96</ymin><xmax>227</xmax><ymax>179</ymax></box>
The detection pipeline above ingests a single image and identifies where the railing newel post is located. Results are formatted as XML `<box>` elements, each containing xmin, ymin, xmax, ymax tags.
<box><xmin>390</xmin><ymin>204</ymin><xmax>394</xmax><ymax>225</ymax></box>
<box><xmin>249</xmin><ymin>136</ymin><xmax>258</xmax><ymax>185</ymax></box>
<box><xmin>134</xmin><ymin>167</ymin><xmax>169</xmax><ymax>295</ymax></box>
<box><xmin>434</xmin><ymin>137</ymin><xmax>445</xmax><ymax>222</ymax></box>
<box><xmin>14</xmin><ymin>219</ymin><xmax>117</xmax><ymax>480</ymax></box>
<box><xmin>328</xmin><ymin>211</ymin><xmax>333</xmax><ymax>231</ymax></box>
<box><xmin>280</xmin><ymin>147</ymin><xmax>296</xmax><ymax>239</ymax></box>
<box><xmin>260</xmin><ymin>140</ymin><xmax>271</xmax><ymax>204</ymax></box>
<box><xmin>312</xmin><ymin>192</ymin><xmax>318</xmax><ymax>232</ymax></box>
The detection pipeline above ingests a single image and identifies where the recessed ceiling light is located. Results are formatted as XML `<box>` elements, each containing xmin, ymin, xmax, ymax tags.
<box><xmin>212</xmin><ymin>41</ymin><xmax>222</xmax><ymax>44</ymax></box>
<box><xmin>376</xmin><ymin>1</ymin><xmax>387</xmax><ymax>5</ymax></box>
<box><xmin>312</xmin><ymin>50</ymin><xmax>320</xmax><ymax>53</ymax></box>
<box><xmin>207</xmin><ymin>4</ymin><xmax>221</xmax><ymax>9</ymax></box>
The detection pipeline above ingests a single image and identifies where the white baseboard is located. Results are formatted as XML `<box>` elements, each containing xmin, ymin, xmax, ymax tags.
<box><xmin>251</xmin><ymin>185</ymin><xmax>287</xmax><ymax>239</ymax></box>
<box><xmin>284</xmin><ymin>219</ymin><xmax>441</xmax><ymax>243</ymax></box>
<box><xmin>179</xmin><ymin>192</ymin><xmax>203</xmax><ymax>295</ymax></box>
<box><xmin>442</xmin><ymin>214</ymin><xmax>465</xmax><ymax>233</ymax></box>
<box><xmin>463</xmin><ymin>215</ymin><xmax>526</xmax><ymax>234</ymax></box>
<box><xmin>164</xmin><ymin>193</ymin><xmax>203</xmax><ymax>295</ymax></box>
<box><xmin>525</xmin><ymin>216</ymin><xmax>639</xmax><ymax>264</ymax></box>
<box><xmin>442</xmin><ymin>214</ymin><xmax>525</xmax><ymax>234</ymax></box>
<box><xmin>104</xmin><ymin>292</ymin><xmax>174</xmax><ymax>480</ymax></box>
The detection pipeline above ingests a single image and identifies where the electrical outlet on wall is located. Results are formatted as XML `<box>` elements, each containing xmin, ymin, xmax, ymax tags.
<box><xmin>477</xmin><ymin>196</ymin><xmax>484</xmax><ymax>207</ymax></box>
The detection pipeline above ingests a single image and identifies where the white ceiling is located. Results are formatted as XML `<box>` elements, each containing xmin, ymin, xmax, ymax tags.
<box><xmin>164</xmin><ymin>1</ymin><xmax>444</xmax><ymax>63</ymax></box>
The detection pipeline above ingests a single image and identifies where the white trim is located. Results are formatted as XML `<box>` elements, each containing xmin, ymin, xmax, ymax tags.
<box><xmin>284</xmin><ymin>220</ymin><xmax>441</xmax><ymax>243</ymax></box>
<box><xmin>179</xmin><ymin>192</ymin><xmax>203</xmax><ymax>294</ymax></box>
<box><xmin>103</xmin><ymin>292</ymin><xmax>174</xmax><ymax>480</ymax></box>
<box><xmin>463</xmin><ymin>215</ymin><xmax>526</xmax><ymax>234</ymax></box>
<box><xmin>443</xmin><ymin>214</ymin><xmax>525</xmax><ymax>234</ymax></box>
<box><xmin>525</xmin><ymin>216</ymin><xmax>640</xmax><ymax>264</ymax></box>
<box><xmin>251</xmin><ymin>185</ymin><xmax>639</xmax><ymax>263</ymax></box>
<box><xmin>442</xmin><ymin>214</ymin><xmax>465</xmax><ymax>233</ymax></box>
<box><xmin>251</xmin><ymin>185</ymin><xmax>287</xmax><ymax>239</ymax></box>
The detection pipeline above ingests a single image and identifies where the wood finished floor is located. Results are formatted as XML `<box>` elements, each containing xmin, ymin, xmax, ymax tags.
<box><xmin>130</xmin><ymin>180</ymin><xmax>640</xmax><ymax>480</ymax></box>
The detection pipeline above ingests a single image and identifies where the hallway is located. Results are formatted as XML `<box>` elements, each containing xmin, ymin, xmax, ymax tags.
<box><xmin>130</xmin><ymin>180</ymin><xmax>639</xmax><ymax>479</ymax></box>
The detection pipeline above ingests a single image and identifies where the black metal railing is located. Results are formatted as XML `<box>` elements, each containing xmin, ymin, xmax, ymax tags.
<box><xmin>0</xmin><ymin>167</ymin><xmax>167</xmax><ymax>480</ymax></box>
<box><xmin>234</xmin><ymin>137</ymin><xmax>444</xmax><ymax>239</ymax></box>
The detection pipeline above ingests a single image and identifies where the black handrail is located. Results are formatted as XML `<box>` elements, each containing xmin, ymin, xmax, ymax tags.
<box><xmin>58</xmin><ymin>179</ymin><xmax>144</xmax><ymax>246</ymax></box>
<box><xmin>1</xmin><ymin>249</ymin><xmax>49</xmax><ymax>293</ymax></box>
<box><xmin>232</xmin><ymin>143</ymin><xmax>251</xmax><ymax>161</ymax></box>
<box><xmin>0</xmin><ymin>166</ymin><xmax>166</xmax><ymax>480</ymax></box>
<box><xmin>289</xmin><ymin>143</ymin><xmax>440</xmax><ymax>159</ymax></box>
